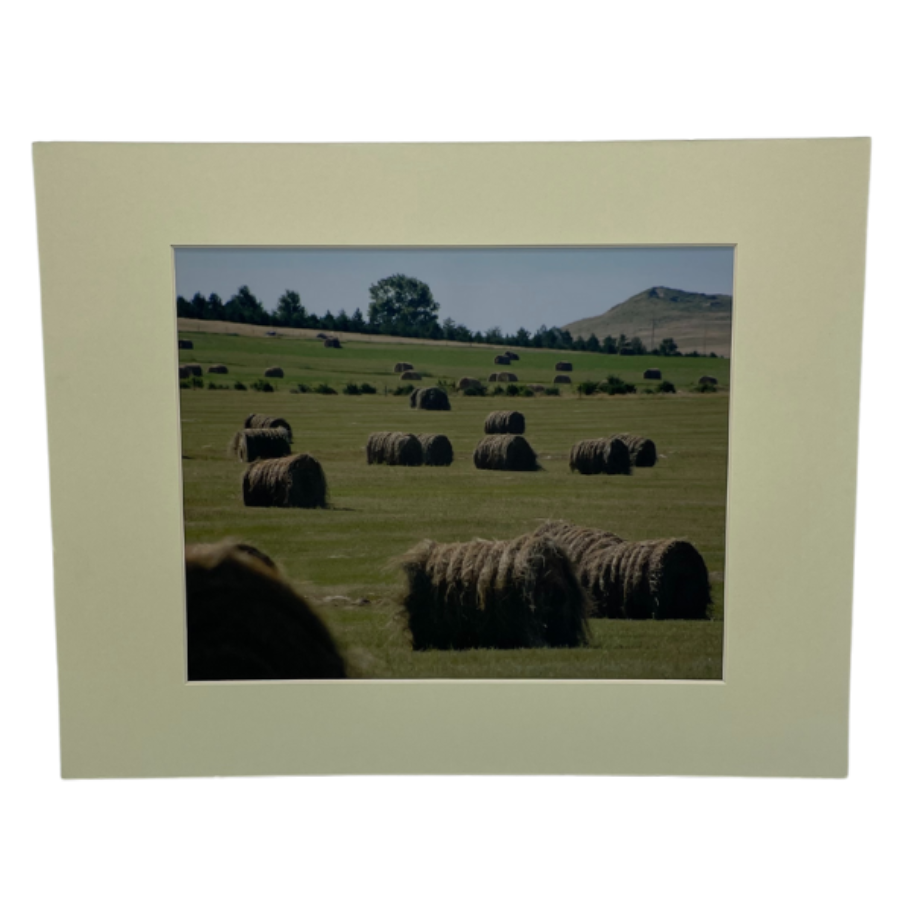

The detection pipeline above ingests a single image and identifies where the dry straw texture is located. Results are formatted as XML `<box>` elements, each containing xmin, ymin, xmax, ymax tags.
<box><xmin>484</xmin><ymin>410</ymin><xmax>526</xmax><ymax>435</ymax></box>
<box><xmin>457</xmin><ymin>377</ymin><xmax>482</xmax><ymax>390</ymax></box>
<box><xmin>400</xmin><ymin>370</ymin><xmax>422</xmax><ymax>381</ymax></box>
<box><xmin>242</xmin><ymin>453</ymin><xmax>329</xmax><ymax>508</ymax></box>
<box><xmin>185</xmin><ymin>540</ymin><xmax>346</xmax><ymax>680</ymax></box>
<box><xmin>410</xmin><ymin>386</ymin><xmax>451</xmax><ymax>411</ymax></box>
<box><xmin>208</xmin><ymin>364</ymin><xmax>229</xmax><ymax>374</ymax></box>
<box><xmin>178</xmin><ymin>339</ymin><xmax>193</xmax><ymax>350</ymax></box>
<box><xmin>264</xmin><ymin>366</ymin><xmax>284</xmax><ymax>378</ymax></box>
<box><xmin>568</xmin><ymin>438</ymin><xmax>632</xmax><ymax>475</ymax></box>
<box><xmin>227</xmin><ymin>428</ymin><xmax>292</xmax><ymax>462</ymax></box>
<box><xmin>504</xmin><ymin>351</ymin><xmax>520</xmax><ymax>361</ymax></box>
<box><xmin>417</xmin><ymin>433</ymin><xmax>454</xmax><ymax>466</ymax></box>
<box><xmin>394</xmin><ymin>362</ymin><xmax>414</xmax><ymax>373</ymax></box>
<box><xmin>324</xmin><ymin>338</ymin><xmax>342</xmax><ymax>348</ymax></box>
<box><xmin>473</xmin><ymin>434</ymin><xmax>539</xmax><ymax>471</ymax></box>
<box><xmin>243</xmin><ymin>414</ymin><xmax>292</xmax><ymax>441</ymax></box>
<box><xmin>699</xmin><ymin>375</ymin><xmax>718</xmax><ymax>385</ymax></box>
<box><xmin>493</xmin><ymin>355</ymin><xmax>511</xmax><ymax>365</ymax></box>
<box><xmin>643</xmin><ymin>368</ymin><xmax>662</xmax><ymax>380</ymax></box>
<box><xmin>366</xmin><ymin>432</ymin><xmax>424</xmax><ymax>466</ymax></box>
<box><xmin>398</xmin><ymin>534</ymin><xmax>590</xmax><ymax>650</ymax></box>
<box><xmin>555</xmin><ymin>361</ymin><xmax>573</xmax><ymax>371</ymax></box>
<box><xmin>611</xmin><ymin>433</ymin><xmax>658</xmax><ymax>467</ymax></box>
<box><xmin>553</xmin><ymin>374</ymin><xmax>571</xmax><ymax>384</ymax></box>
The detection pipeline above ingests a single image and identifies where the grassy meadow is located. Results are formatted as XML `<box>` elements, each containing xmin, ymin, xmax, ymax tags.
<box><xmin>179</xmin><ymin>330</ymin><xmax>729</xmax><ymax>680</ymax></box>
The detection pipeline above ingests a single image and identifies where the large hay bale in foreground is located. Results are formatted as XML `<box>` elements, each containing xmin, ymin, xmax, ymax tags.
<box><xmin>185</xmin><ymin>540</ymin><xmax>346</xmax><ymax>680</ymax></box>
<box><xmin>242</xmin><ymin>453</ymin><xmax>329</xmax><ymax>508</ymax></box>
<box><xmin>394</xmin><ymin>362</ymin><xmax>414</xmax><ymax>373</ymax></box>
<box><xmin>579</xmin><ymin>538</ymin><xmax>712</xmax><ymax>619</ymax></box>
<box><xmin>366</xmin><ymin>432</ymin><xmax>424</xmax><ymax>466</ymax></box>
<box><xmin>228</xmin><ymin>428</ymin><xmax>292</xmax><ymax>462</ymax></box>
<box><xmin>417</xmin><ymin>433</ymin><xmax>454</xmax><ymax>466</ymax></box>
<box><xmin>473</xmin><ymin>434</ymin><xmax>539</xmax><ymax>471</ymax></box>
<box><xmin>643</xmin><ymin>368</ymin><xmax>662</xmax><ymax>380</ymax></box>
<box><xmin>553</xmin><ymin>374</ymin><xmax>571</xmax><ymax>384</ymax></box>
<box><xmin>534</xmin><ymin>520</ymin><xmax>624</xmax><ymax>561</ymax></box>
<box><xmin>400</xmin><ymin>370</ymin><xmax>422</xmax><ymax>381</ymax></box>
<box><xmin>399</xmin><ymin>534</ymin><xmax>590</xmax><ymax>650</ymax></box>
<box><xmin>410</xmin><ymin>386</ymin><xmax>451</xmax><ymax>411</ymax></box>
<box><xmin>243</xmin><ymin>414</ymin><xmax>292</xmax><ymax>441</ymax></box>
<box><xmin>208</xmin><ymin>364</ymin><xmax>229</xmax><ymax>374</ymax></box>
<box><xmin>504</xmin><ymin>351</ymin><xmax>520</xmax><ymax>361</ymax></box>
<box><xmin>494</xmin><ymin>354</ymin><xmax>511</xmax><ymax>365</ymax></box>
<box><xmin>324</xmin><ymin>337</ymin><xmax>342</xmax><ymax>349</ymax></box>
<box><xmin>555</xmin><ymin>361</ymin><xmax>573</xmax><ymax>371</ymax></box>
<box><xmin>264</xmin><ymin>366</ymin><xmax>284</xmax><ymax>378</ymax></box>
<box><xmin>611</xmin><ymin>433</ymin><xmax>658</xmax><ymax>467</ymax></box>
<box><xmin>178</xmin><ymin>339</ymin><xmax>193</xmax><ymax>350</ymax></box>
<box><xmin>569</xmin><ymin>438</ymin><xmax>632</xmax><ymax>475</ymax></box>
<box><xmin>178</xmin><ymin>365</ymin><xmax>190</xmax><ymax>379</ymax></box>
<box><xmin>699</xmin><ymin>375</ymin><xmax>718</xmax><ymax>385</ymax></box>
<box><xmin>457</xmin><ymin>377</ymin><xmax>482</xmax><ymax>390</ymax></box>
<box><xmin>484</xmin><ymin>410</ymin><xmax>526</xmax><ymax>435</ymax></box>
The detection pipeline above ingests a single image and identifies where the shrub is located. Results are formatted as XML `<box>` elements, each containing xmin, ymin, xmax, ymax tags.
<box><xmin>233</xmin><ymin>381</ymin><xmax>248</xmax><ymax>391</ymax></box>
<box><xmin>191</xmin><ymin>376</ymin><xmax>204</xmax><ymax>389</ymax></box>
<box><xmin>658</xmin><ymin>380</ymin><xmax>676</xmax><ymax>394</ymax></box>
<box><xmin>692</xmin><ymin>382</ymin><xmax>718</xmax><ymax>393</ymax></box>
<box><xmin>179</xmin><ymin>380</ymin><xmax>190</xmax><ymax>390</ymax></box>
<box><xmin>435</xmin><ymin>378</ymin><xmax>456</xmax><ymax>394</ymax></box>
<box><xmin>519</xmin><ymin>387</ymin><xmax>534</xmax><ymax>397</ymax></box>
<box><xmin>598</xmin><ymin>375</ymin><xmax>636</xmax><ymax>396</ymax></box>
<box><xmin>577</xmin><ymin>381</ymin><xmax>600</xmax><ymax>396</ymax></box>
<box><xmin>250</xmin><ymin>379</ymin><xmax>274</xmax><ymax>393</ymax></box>
<box><xmin>463</xmin><ymin>384</ymin><xmax>487</xmax><ymax>397</ymax></box>
<box><xmin>291</xmin><ymin>383</ymin><xmax>312</xmax><ymax>394</ymax></box>
<box><xmin>490</xmin><ymin>385</ymin><xmax>505</xmax><ymax>396</ymax></box>
<box><xmin>313</xmin><ymin>383</ymin><xmax>337</xmax><ymax>395</ymax></box>
<box><xmin>504</xmin><ymin>383</ymin><xmax>522</xmax><ymax>397</ymax></box>
<box><xmin>359</xmin><ymin>382</ymin><xmax>377</xmax><ymax>394</ymax></box>
<box><xmin>207</xmin><ymin>382</ymin><xmax>229</xmax><ymax>390</ymax></box>
<box><xmin>343</xmin><ymin>382</ymin><xmax>362</xmax><ymax>395</ymax></box>
<box><xmin>544</xmin><ymin>386</ymin><xmax>561</xmax><ymax>396</ymax></box>
<box><xmin>392</xmin><ymin>383</ymin><xmax>415</xmax><ymax>396</ymax></box>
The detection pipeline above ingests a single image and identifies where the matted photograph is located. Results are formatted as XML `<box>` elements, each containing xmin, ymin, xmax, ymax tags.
<box><xmin>178</xmin><ymin>245</ymin><xmax>733</xmax><ymax>681</ymax></box>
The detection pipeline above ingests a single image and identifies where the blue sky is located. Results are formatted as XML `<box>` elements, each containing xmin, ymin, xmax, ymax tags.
<box><xmin>175</xmin><ymin>246</ymin><xmax>734</xmax><ymax>334</ymax></box>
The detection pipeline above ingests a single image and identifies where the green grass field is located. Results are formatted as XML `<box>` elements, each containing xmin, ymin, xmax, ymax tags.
<box><xmin>179</xmin><ymin>330</ymin><xmax>729</xmax><ymax>680</ymax></box>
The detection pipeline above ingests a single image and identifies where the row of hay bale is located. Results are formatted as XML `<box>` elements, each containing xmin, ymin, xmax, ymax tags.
<box><xmin>365</xmin><ymin>432</ymin><xmax>453</xmax><ymax>467</ymax></box>
<box><xmin>409</xmin><ymin>387</ymin><xmax>451</xmax><ymax>410</ymax></box>
<box><xmin>568</xmin><ymin>433</ymin><xmax>657</xmax><ymax>474</ymax></box>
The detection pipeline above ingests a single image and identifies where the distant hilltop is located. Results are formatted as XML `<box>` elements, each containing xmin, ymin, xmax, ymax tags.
<box><xmin>564</xmin><ymin>286</ymin><xmax>733</xmax><ymax>358</ymax></box>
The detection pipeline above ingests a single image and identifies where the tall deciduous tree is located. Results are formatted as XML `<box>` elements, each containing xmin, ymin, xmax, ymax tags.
<box><xmin>368</xmin><ymin>274</ymin><xmax>439</xmax><ymax>332</ymax></box>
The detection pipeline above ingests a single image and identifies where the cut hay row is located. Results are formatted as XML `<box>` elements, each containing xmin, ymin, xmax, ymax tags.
<box><xmin>611</xmin><ymin>433</ymin><xmax>658</xmax><ymax>467</ymax></box>
<box><xmin>208</xmin><ymin>364</ymin><xmax>229</xmax><ymax>374</ymax></box>
<box><xmin>323</xmin><ymin>337</ymin><xmax>342</xmax><ymax>349</ymax></box>
<box><xmin>400</xmin><ymin>370</ymin><xmax>422</xmax><ymax>381</ymax></box>
<box><xmin>457</xmin><ymin>377</ymin><xmax>481</xmax><ymax>390</ymax></box>
<box><xmin>643</xmin><ymin>368</ymin><xmax>662</xmax><ymax>380</ymax></box>
<box><xmin>409</xmin><ymin>386</ymin><xmax>451</xmax><ymax>411</ymax></box>
<box><xmin>227</xmin><ymin>428</ymin><xmax>292</xmax><ymax>462</ymax></box>
<box><xmin>243</xmin><ymin>414</ymin><xmax>292</xmax><ymax>441</ymax></box>
<box><xmin>568</xmin><ymin>438</ymin><xmax>632</xmax><ymax>475</ymax></box>
<box><xmin>417</xmin><ymin>433</ymin><xmax>454</xmax><ymax>466</ymax></box>
<box><xmin>178</xmin><ymin>339</ymin><xmax>193</xmax><ymax>350</ymax></box>
<box><xmin>555</xmin><ymin>361</ymin><xmax>573</xmax><ymax>371</ymax></box>
<box><xmin>484</xmin><ymin>410</ymin><xmax>526</xmax><ymax>435</ymax></box>
<box><xmin>242</xmin><ymin>453</ymin><xmax>329</xmax><ymax>508</ymax></box>
<box><xmin>553</xmin><ymin>374</ymin><xmax>571</xmax><ymax>384</ymax></box>
<box><xmin>398</xmin><ymin>533</ymin><xmax>590</xmax><ymax>650</ymax></box>
<box><xmin>264</xmin><ymin>366</ymin><xmax>284</xmax><ymax>378</ymax></box>
<box><xmin>366</xmin><ymin>432</ymin><xmax>423</xmax><ymax>466</ymax></box>
<box><xmin>473</xmin><ymin>434</ymin><xmax>539</xmax><ymax>471</ymax></box>
<box><xmin>185</xmin><ymin>540</ymin><xmax>346</xmax><ymax>680</ymax></box>
<box><xmin>489</xmin><ymin>372</ymin><xmax>518</xmax><ymax>383</ymax></box>
<box><xmin>394</xmin><ymin>362</ymin><xmax>414</xmax><ymax>373</ymax></box>
<box><xmin>493</xmin><ymin>354</ymin><xmax>511</xmax><ymax>365</ymax></box>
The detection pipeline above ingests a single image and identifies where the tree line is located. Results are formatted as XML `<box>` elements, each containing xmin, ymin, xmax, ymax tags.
<box><xmin>176</xmin><ymin>273</ymin><xmax>715</xmax><ymax>358</ymax></box>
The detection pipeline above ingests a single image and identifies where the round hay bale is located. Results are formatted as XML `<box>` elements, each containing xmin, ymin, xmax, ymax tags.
<box><xmin>497</xmin><ymin>372</ymin><xmax>518</xmax><ymax>383</ymax></box>
<box><xmin>243</xmin><ymin>415</ymin><xmax>292</xmax><ymax>441</ymax></box>
<box><xmin>611</xmin><ymin>433</ymin><xmax>657</xmax><ymax>467</ymax></box>
<box><xmin>398</xmin><ymin>533</ymin><xmax>590</xmax><ymax>650</ymax></box>
<box><xmin>457</xmin><ymin>377</ymin><xmax>482</xmax><ymax>390</ymax></box>
<box><xmin>534</xmin><ymin>520</ymin><xmax>624</xmax><ymax>562</ymax></box>
<box><xmin>699</xmin><ymin>375</ymin><xmax>718</xmax><ymax>385</ymax></box>
<box><xmin>580</xmin><ymin>538</ymin><xmax>711</xmax><ymax>619</ymax></box>
<box><xmin>315</xmin><ymin>332</ymin><xmax>328</xmax><ymax>340</ymax></box>
<box><xmin>264</xmin><ymin>366</ymin><xmax>284</xmax><ymax>378</ymax></box>
<box><xmin>400</xmin><ymin>370</ymin><xmax>422</xmax><ymax>381</ymax></box>
<box><xmin>643</xmin><ymin>368</ymin><xmax>662</xmax><ymax>380</ymax></box>
<box><xmin>527</xmin><ymin>383</ymin><xmax>545</xmax><ymax>394</ymax></box>
<box><xmin>504</xmin><ymin>351</ymin><xmax>520</xmax><ymax>361</ymax></box>
<box><xmin>555</xmin><ymin>361</ymin><xmax>573</xmax><ymax>372</ymax></box>
<box><xmin>417</xmin><ymin>433</ymin><xmax>454</xmax><ymax>466</ymax></box>
<box><xmin>410</xmin><ymin>386</ymin><xmax>451</xmax><ymax>411</ymax></box>
<box><xmin>184</xmin><ymin>364</ymin><xmax>203</xmax><ymax>377</ymax></box>
<box><xmin>227</xmin><ymin>428</ymin><xmax>292</xmax><ymax>462</ymax></box>
<box><xmin>568</xmin><ymin>438</ymin><xmax>632</xmax><ymax>475</ymax></box>
<box><xmin>366</xmin><ymin>432</ymin><xmax>424</xmax><ymax>466</ymax></box>
<box><xmin>324</xmin><ymin>337</ymin><xmax>342</xmax><ymax>349</ymax></box>
<box><xmin>242</xmin><ymin>453</ymin><xmax>329</xmax><ymax>508</ymax></box>
<box><xmin>553</xmin><ymin>374</ymin><xmax>571</xmax><ymax>384</ymax></box>
<box><xmin>394</xmin><ymin>362</ymin><xmax>415</xmax><ymax>373</ymax></box>
<box><xmin>178</xmin><ymin>339</ymin><xmax>193</xmax><ymax>350</ymax></box>
<box><xmin>473</xmin><ymin>434</ymin><xmax>539</xmax><ymax>471</ymax></box>
<box><xmin>178</xmin><ymin>365</ymin><xmax>190</xmax><ymax>379</ymax></box>
<box><xmin>484</xmin><ymin>410</ymin><xmax>526</xmax><ymax>435</ymax></box>
<box><xmin>208</xmin><ymin>364</ymin><xmax>229</xmax><ymax>374</ymax></box>
<box><xmin>494</xmin><ymin>355</ymin><xmax>511</xmax><ymax>365</ymax></box>
<box><xmin>185</xmin><ymin>540</ymin><xmax>346</xmax><ymax>680</ymax></box>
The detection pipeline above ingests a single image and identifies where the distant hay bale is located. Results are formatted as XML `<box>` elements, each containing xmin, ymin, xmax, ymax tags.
<box><xmin>568</xmin><ymin>438</ymin><xmax>632</xmax><ymax>475</ymax></box>
<box><xmin>178</xmin><ymin>366</ymin><xmax>190</xmax><ymax>379</ymax></box>
<box><xmin>555</xmin><ymin>361</ymin><xmax>573</xmax><ymax>371</ymax></box>
<box><xmin>185</xmin><ymin>364</ymin><xmax>203</xmax><ymax>377</ymax></box>
<box><xmin>185</xmin><ymin>540</ymin><xmax>346</xmax><ymax>680</ymax></box>
<box><xmin>643</xmin><ymin>368</ymin><xmax>662</xmax><ymax>380</ymax></box>
<box><xmin>553</xmin><ymin>374</ymin><xmax>571</xmax><ymax>384</ymax></box>
<box><xmin>473</xmin><ymin>434</ymin><xmax>539</xmax><ymax>471</ymax></box>
<box><xmin>484</xmin><ymin>410</ymin><xmax>526</xmax><ymax>435</ymax></box>
<box><xmin>394</xmin><ymin>362</ymin><xmax>415</xmax><ymax>373</ymax></box>
<box><xmin>417</xmin><ymin>433</ymin><xmax>454</xmax><ymax>466</ymax></box>
<box><xmin>315</xmin><ymin>332</ymin><xmax>328</xmax><ymax>339</ymax></box>
<box><xmin>527</xmin><ymin>383</ymin><xmax>545</xmax><ymax>393</ymax></box>
<box><xmin>324</xmin><ymin>337</ymin><xmax>342</xmax><ymax>349</ymax></box>
<box><xmin>699</xmin><ymin>375</ymin><xmax>718</xmax><ymax>385</ymax></box>
<box><xmin>227</xmin><ymin>428</ymin><xmax>292</xmax><ymax>462</ymax></box>
<box><xmin>489</xmin><ymin>372</ymin><xmax>518</xmax><ymax>382</ymax></box>
<box><xmin>243</xmin><ymin>415</ymin><xmax>292</xmax><ymax>441</ymax></box>
<box><xmin>178</xmin><ymin>339</ymin><xmax>193</xmax><ymax>350</ymax></box>
<box><xmin>264</xmin><ymin>366</ymin><xmax>284</xmax><ymax>378</ymax></box>
<box><xmin>398</xmin><ymin>534</ymin><xmax>590</xmax><ymax>650</ymax></box>
<box><xmin>242</xmin><ymin>453</ymin><xmax>329</xmax><ymax>508</ymax></box>
<box><xmin>611</xmin><ymin>433</ymin><xmax>658</xmax><ymax>467</ymax></box>
<box><xmin>366</xmin><ymin>432</ymin><xmax>424</xmax><ymax>466</ymax></box>
<box><xmin>457</xmin><ymin>377</ymin><xmax>482</xmax><ymax>390</ymax></box>
<box><xmin>494</xmin><ymin>355</ymin><xmax>511</xmax><ymax>365</ymax></box>
<box><xmin>208</xmin><ymin>364</ymin><xmax>229</xmax><ymax>374</ymax></box>
<box><xmin>504</xmin><ymin>351</ymin><xmax>520</xmax><ymax>361</ymax></box>
<box><xmin>400</xmin><ymin>370</ymin><xmax>422</xmax><ymax>381</ymax></box>
<box><xmin>410</xmin><ymin>386</ymin><xmax>451</xmax><ymax>411</ymax></box>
